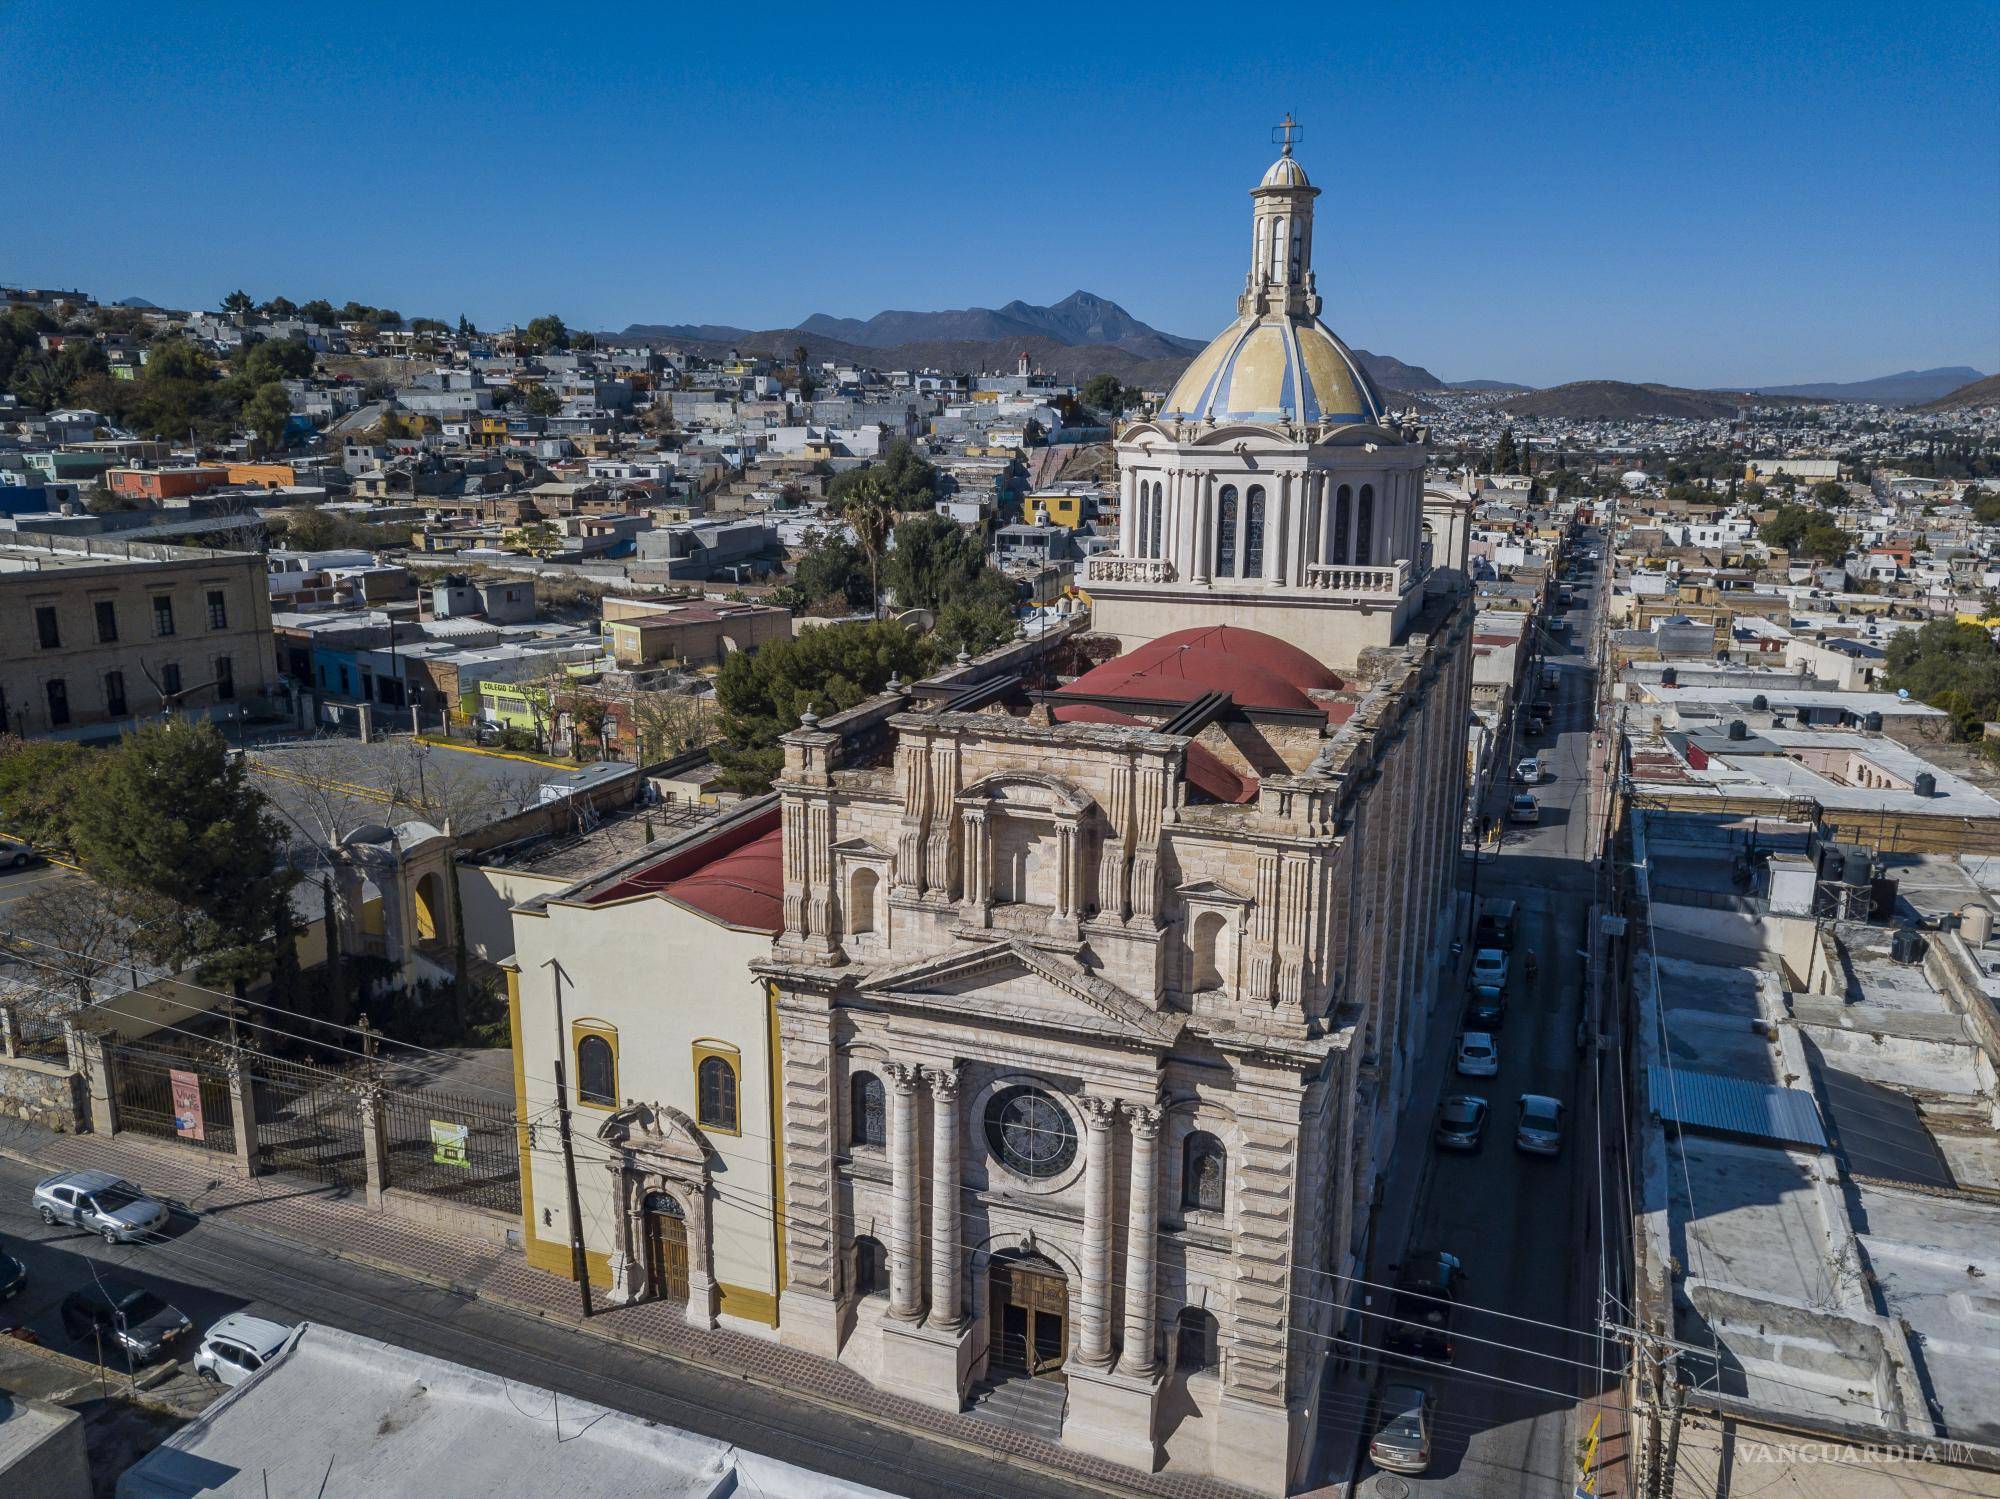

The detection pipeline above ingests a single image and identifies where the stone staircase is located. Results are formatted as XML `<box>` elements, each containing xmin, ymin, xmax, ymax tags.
<box><xmin>962</xmin><ymin>1372</ymin><xmax>1067</xmax><ymax>1442</ymax></box>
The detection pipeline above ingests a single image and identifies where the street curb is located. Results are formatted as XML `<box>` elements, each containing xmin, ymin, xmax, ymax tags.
<box><xmin>0</xmin><ymin>1138</ymin><xmax>1217</xmax><ymax>1499</ymax></box>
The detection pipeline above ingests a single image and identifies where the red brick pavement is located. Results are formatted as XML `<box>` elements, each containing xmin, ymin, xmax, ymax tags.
<box><xmin>1</xmin><ymin>1123</ymin><xmax>1260</xmax><ymax>1499</ymax></box>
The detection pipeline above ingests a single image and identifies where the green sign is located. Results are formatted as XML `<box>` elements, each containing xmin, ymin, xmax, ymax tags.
<box><xmin>430</xmin><ymin>1120</ymin><xmax>469</xmax><ymax>1168</ymax></box>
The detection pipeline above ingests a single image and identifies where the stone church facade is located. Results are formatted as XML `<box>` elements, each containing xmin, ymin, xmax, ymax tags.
<box><xmin>757</xmin><ymin>141</ymin><xmax>1477</xmax><ymax>1493</ymax></box>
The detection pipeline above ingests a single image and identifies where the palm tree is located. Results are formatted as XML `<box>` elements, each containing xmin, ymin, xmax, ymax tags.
<box><xmin>841</xmin><ymin>475</ymin><xmax>893</xmax><ymax>620</ymax></box>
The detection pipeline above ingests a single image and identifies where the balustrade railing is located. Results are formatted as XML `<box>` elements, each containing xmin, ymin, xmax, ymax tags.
<box><xmin>1084</xmin><ymin>556</ymin><xmax>1179</xmax><ymax>585</ymax></box>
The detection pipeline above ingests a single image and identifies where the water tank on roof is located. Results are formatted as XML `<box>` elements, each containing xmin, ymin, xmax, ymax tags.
<box><xmin>1752</xmin><ymin>694</ymin><xmax>1768</xmax><ymax>710</ymax></box>
<box><xmin>1914</xmin><ymin>771</ymin><xmax>1937</xmax><ymax>799</ymax></box>
<box><xmin>1864</xmin><ymin>711</ymin><xmax>1883</xmax><ymax>732</ymax></box>
<box><xmin>1843</xmin><ymin>850</ymin><xmax>1872</xmax><ymax>887</ymax></box>
<box><xmin>1727</xmin><ymin>719</ymin><xmax>1748</xmax><ymax>740</ymax></box>
<box><xmin>1891</xmin><ymin>928</ymin><xmax>1926</xmax><ymax>965</ymax></box>
<box><xmin>1661</xmin><ymin>667</ymin><xmax>1678</xmax><ymax>687</ymax></box>
<box><xmin>1963</xmin><ymin>904</ymin><xmax>1994</xmax><ymax>947</ymax></box>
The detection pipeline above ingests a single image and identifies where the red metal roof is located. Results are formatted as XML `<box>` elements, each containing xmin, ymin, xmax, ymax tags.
<box><xmin>1060</xmin><ymin>624</ymin><xmax>1345</xmax><ymax>717</ymax></box>
<box><xmin>586</xmin><ymin>807</ymin><xmax>784</xmax><ymax>932</ymax></box>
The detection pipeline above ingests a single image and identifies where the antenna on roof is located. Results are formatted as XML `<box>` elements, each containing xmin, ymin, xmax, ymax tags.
<box><xmin>1271</xmin><ymin>113</ymin><xmax>1303</xmax><ymax>156</ymax></box>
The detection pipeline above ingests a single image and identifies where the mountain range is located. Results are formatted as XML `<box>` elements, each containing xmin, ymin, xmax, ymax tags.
<box><xmin>1916</xmin><ymin>373</ymin><xmax>2000</xmax><ymax>412</ymax></box>
<box><xmin>1748</xmin><ymin>366</ymin><xmax>1986</xmax><ymax>405</ymax></box>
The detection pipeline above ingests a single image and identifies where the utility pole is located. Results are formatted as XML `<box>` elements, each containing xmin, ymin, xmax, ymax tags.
<box><xmin>543</xmin><ymin>957</ymin><xmax>593</xmax><ymax>1318</ymax></box>
<box><xmin>1658</xmin><ymin>1350</ymin><xmax>1687</xmax><ymax>1499</ymax></box>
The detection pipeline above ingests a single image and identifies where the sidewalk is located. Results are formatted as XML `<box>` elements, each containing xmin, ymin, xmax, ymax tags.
<box><xmin>0</xmin><ymin>1118</ymin><xmax>1249</xmax><ymax>1499</ymax></box>
<box><xmin>1310</xmin><ymin>893</ymin><xmax>1474</xmax><ymax>1494</ymax></box>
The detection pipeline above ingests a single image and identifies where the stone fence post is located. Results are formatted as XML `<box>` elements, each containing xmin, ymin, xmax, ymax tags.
<box><xmin>358</xmin><ymin>1085</ymin><xmax>389</xmax><ymax>1208</ymax></box>
<box><xmin>226</xmin><ymin>1058</ymin><xmax>260</xmax><ymax>1178</ymax></box>
<box><xmin>68</xmin><ymin>1022</ymin><xmax>117</xmax><ymax>1136</ymax></box>
<box><xmin>0</xmin><ymin>1003</ymin><xmax>15</xmax><ymax>1059</ymax></box>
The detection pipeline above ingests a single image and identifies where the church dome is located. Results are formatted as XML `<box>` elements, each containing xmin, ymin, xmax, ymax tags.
<box><xmin>1159</xmin><ymin>314</ymin><xmax>1385</xmax><ymax>427</ymax></box>
<box><xmin>1259</xmin><ymin>154</ymin><xmax>1310</xmax><ymax>188</ymax></box>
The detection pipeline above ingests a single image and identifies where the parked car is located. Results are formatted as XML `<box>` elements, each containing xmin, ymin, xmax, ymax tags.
<box><xmin>60</xmin><ymin>1280</ymin><xmax>191</xmax><ymax>1363</ymax></box>
<box><xmin>1463</xmin><ymin>985</ymin><xmax>1506</xmax><ymax>1030</ymax></box>
<box><xmin>193</xmin><ymin>1313</ymin><xmax>293</xmax><ymax>1387</ymax></box>
<box><xmin>1456</xmin><ymin>1031</ymin><xmax>1500</xmax><ymax>1077</ymax></box>
<box><xmin>1509</xmin><ymin>793</ymin><xmax>1540</xmax><ymax>825</ymax></box>
<box><xmin>1433</xmin><ymin>1094</ymin><xmax>1489</xmax><ymax>1151</ymax></box>
<box><xmin>0</xmin><ymin>837</ymin><xmax>37</xmax><ymax>870</ymax></box>
<box><xmin>1470</xmin><ymin>948</ymin><xmax>1509</xmax><ymax>989</ymax></box>
<box><xmin>1474</xmin><ymin>898</ymin><xmax>1518</xmax><ymax>950</ymax></box>
<box><xmin>0</xmin><ymin>1244</ymin><xmax>24</xmax><ymax>1300</ymax></box>
<box><xmin>33</xmin><ymin>1170</ymin><xmax>170</xmax><ymax>1244</ymax></box>
<box><xmin>1516</xmin><ymin>1094</ymin><xmax>1567</xmax><ymax>1156</ymax></box>
<box><xmin>1369</xmin><ymin>1382</ymin><xmax>1435</xmax><ymax>1475</ymax></box>
<box><xmin>1382</xmin><ymin>1251</ymin><xmax>1464</xmax><ymax>1361</ymax></box>
<box><xmin>1514</xmin><ymin>757</ymin><xmax>1544</xmax><ymax>785</ymax></box>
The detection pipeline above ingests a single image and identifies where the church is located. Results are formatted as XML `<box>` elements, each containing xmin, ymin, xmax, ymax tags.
<box><xmin>755</xmin><ymin>134</ymin><xmax>1476</xmax><ymax>1491</ymax></box>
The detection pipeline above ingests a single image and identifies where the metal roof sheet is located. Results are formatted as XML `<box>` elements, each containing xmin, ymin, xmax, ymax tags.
<box><xmin>1649</xmin><ymin>1065</ymin><xmax>1828</xmax><ymax>1149</ymax></box>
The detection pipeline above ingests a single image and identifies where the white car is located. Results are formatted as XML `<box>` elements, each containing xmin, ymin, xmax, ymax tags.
<box><xmin>1514</xmin><ymin>757</ymin><xmax>1544</xmax><ymax>785</ymax></box>
<box><xmin>1509</xmin><ymin>793</ymin><xmax>1540</xmax><ymax>825</ymax></box>
<box><xmin>1456</xmin><ymin>1031</ymin><xmax>1500</xmax><ymax>1077</ymax></box>
<box><xmin>1470</xmin><ymin>948</ymin><xmax>1509</xmax><ymax>989</ymax></box>
<box><xmin>193</xmin><ymin>1313</ymin><xmax>293</xmax><ymax>1387</ymax></box>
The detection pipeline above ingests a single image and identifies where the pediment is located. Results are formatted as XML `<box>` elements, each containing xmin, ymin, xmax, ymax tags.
<box><xmin>1178</xmin><ymin>877</ymin><xmax>1251</xmax><ymax>906</ymax></box>
<box><xmin>866</xmin><ymin>939</ymin><xmax>1182</xmax><ymax>1048</ymax></box>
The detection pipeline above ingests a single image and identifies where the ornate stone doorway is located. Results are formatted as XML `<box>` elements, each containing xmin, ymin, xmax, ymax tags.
<box><xmin>642</xmin><ymin>1191</ymin><xmax>689</xmax><ymax>1304</ymax></box>
<box><xmin>989</xmin><ymin>1252</ymin><xmax>1068</xmax><ymax>1380</ymax></box>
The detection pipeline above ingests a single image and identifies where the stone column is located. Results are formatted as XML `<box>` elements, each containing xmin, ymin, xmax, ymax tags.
<box><xmin>1121</xmin><ymin>468</ymin><xmax>1137</xmax><ymax>556</ymax></box>
<box><xmin>926</xmin><ymin>1062</ymin><xmax>965</xmax><ymax>1327</ymax></box>
<box><xmin>887</xmin><ymin>1062</ymin><xmax>924</xmax><ymax>1320</ymax></box>
<box><xmin>1117</xmin><ymin>1104</ymin><xmax>1162</xmax><ymax>1376</ymax></box>
<box><xmin>226</xmin><ymin>1058</ymin><xmax>260</xmax><ymax>1180</ymax></box>
<box><xmin>357</xmin><ymin>1082</ymin><xmax>387</xmax><ymax>1205</ymax></box>
<box><xmin>1191</xmin><ymin>474</ymin><xmax>1212</xmax><ymax>584</ymax></box>
<box><xmin>961</xmin><ymin>809</ymin><xmax>990</xmax><ymax>918</ymax></box>
<box><xmin>1078</xmin><ymin>1095</ymin><xmax>1119</xmax><ymax>1366</ymax></box>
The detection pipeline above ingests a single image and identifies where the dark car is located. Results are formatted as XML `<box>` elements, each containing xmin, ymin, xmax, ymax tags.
<box><xmin>1463</xmin><ymin>984</ymin><xmax>1507</xmax><ymax>1031</ymax></box>
<box><xmin>1432</xmin><ymin>1094</ymin><xmax>1489</xmax><ymax>1152</ymax></box>
<box><xmin>1381</xmin><ymin>1251</ymin><xmax>1464</xmax><ymax>1362</ymax></box>
<box><xmin>0</xmin><ymin>1245</ymin><xmax>24</xmax><ymax>1300</ymax></box>
<box><xmin>60</xmin><ymin>1279</ymin><xmax>191</xmax><ymax>1363</ymax></box>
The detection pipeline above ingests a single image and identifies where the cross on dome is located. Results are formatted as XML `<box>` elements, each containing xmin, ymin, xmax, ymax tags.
<box><xmin>1271</xmin><ymin>112</ymin><xmax>1303</xmax><ymax>156</ymax></box>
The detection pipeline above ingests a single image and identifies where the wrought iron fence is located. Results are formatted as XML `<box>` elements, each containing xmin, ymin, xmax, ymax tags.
<box><xmin>250</xmin><ymin>1053</ymin><xmax>367</xmax><ymax>1191</ymax></box>
<box><xmin>12</xmin><ymin>1009</ymin><xmax>71</xmax><ymax>1063</ymax></box>
<box><xmin>107</xmin><ymin>1041</ymin><xmax>237</xmax><ymax>1156</ymax></box>
<box><xmin>380</xmin><ymin>1081</ymin><xmax>521</xmax><ymax>1215</ymax></box>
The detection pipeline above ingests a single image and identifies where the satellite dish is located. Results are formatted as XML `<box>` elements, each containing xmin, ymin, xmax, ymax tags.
<box><xmin>1897</xmin><ymin>689</ymin><xmax>1910</xmax><ymax>701</ymax></box>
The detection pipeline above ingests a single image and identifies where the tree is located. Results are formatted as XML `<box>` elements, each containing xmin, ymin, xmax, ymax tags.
<box><xmin>840</xmin><ymin>473</ymin><xmax>894</xmax><ymax>619</ymax></box>
<box><xmin>1759</xmin><ymin>503</ymin><xmax>1851</xmax><ymax>561</ymax></box>
<box><xmin>1</xmin><ymin>876</ymin><xmax>129</xmax><ymax>1012</ymax></box>
<box><xmin>300</xmin><ymin>299</ymin><xmax>336</xmax><ymax>325</ymax></box>
<box><xmin>221</xmin><ymin>289</ymin><xmax>255</xmax><ymax>316</ymax></box>
<box><xmin>827</xmin><ymin>439</ymin><xmax>939</xmax><ymax>512</ymax></box>
<box><xmin>712</xmin><ymin>621</ymin><xmax>934</xmax><ymax>792</ymax></box>
<box><xmin>570</xmin><ymin>697</ymin><xmax>611</xmax><ymax>759</ymax></box>
<box><xmin>262</xmin><ymin>295</ymin><xmax>297</xmax><ymax>318</ymax></box>
<box><xmin>784</xmin><ymin>527</ymin><xmax>873</xmax><ymax>612</ymax></box>
<box><xmin>522</xmin><ymin>314</ymin><xmax>570</xmax><ymax>353</ymax></box>
<box><xmin>630</xmin><ymin>689</ymin><xmax>716</xmax><ymax>763</ymax></box>
<box><xmin>1885</xmin><ymin>620</ymin><xmax>2000</xmax><ymax>738</ymax></box>
<box><xmin>1967</xmin><ymin>487</ymin><xmax>2000</xmax><ymax>526</ymax></box>
<box><xmin>1492</xmin><ymin>428</ymin><xmax>1519</xmax><ymax>475</ymax></box>
<box><xmin>1080</xmin><ymin>373</ymin><xmax>1124</xmax><ymax>414</ymax></box>
<box><xmin>0</xmin><ymin>737</ymin><xmax>102</xmax><ymax>850</ymax></box>
<box><xmin>522</xmin><ymin>383</ymin><xmax>561</xmax><ymax>417</ymax></box>
<box><xmin>67</xmin><ymin>720</ymin><xmax>296</xmax><ymax>985</ymax></box>
<box><xmin>570</xmin><ymin>330</ymin><xmax>597</xmax><ymax>351</ymax></box>
<box><xmin>1809</xmin><ymin>480</ymin><xmax>1847</xmax><ymax>507</ymax></box>
<box><xmin>458</xmin><ymin>314</ymin><xmax>475</xmax><ymax>337</ymax></box>
<box><xmin>883</xmin><ymin>513</ymin><xmax>1016</xmax><ymax>623</ymax></box>
<box><xmin>245</xmin><ymin>381</ymin><xmax>294</xmax><ymax>453</ymax></box>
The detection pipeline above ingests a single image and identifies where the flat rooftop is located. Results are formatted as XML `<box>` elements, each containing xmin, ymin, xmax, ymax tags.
<box><xmin>475</xmin><ymin>798</ymin><xmax>719</xmax><ymax>880</ymax></box>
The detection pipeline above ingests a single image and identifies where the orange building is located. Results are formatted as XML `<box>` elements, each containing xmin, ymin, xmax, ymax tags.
<box><xmin>223</xmin><ymin>462</ymin><xmax>299</xmax><ymax>489</ymax></box>
<box><xmin>105</xmin><ymin>466</ymin><xmax>228</xmax><ymax>501</ymax></box>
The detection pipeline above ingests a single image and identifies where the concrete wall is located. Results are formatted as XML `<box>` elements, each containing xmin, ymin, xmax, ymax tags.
<box><xmin>0</xmin><ymin>1395</ymin><xmax>91</xmax><ymax>1499</ymax></box>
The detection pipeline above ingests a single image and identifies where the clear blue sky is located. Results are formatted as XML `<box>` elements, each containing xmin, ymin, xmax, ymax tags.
<box><xmin>6</xmin><ymin>1</ymin><xmax>1995</xmax><ymax>389</ymax></box>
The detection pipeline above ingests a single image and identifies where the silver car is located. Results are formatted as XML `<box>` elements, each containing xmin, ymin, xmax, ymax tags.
<box><xmin>1369</xmin><ymin>1382</ymin><xmax>1434</xmax><ymax>1475</ymax></box>
<box><xmin>1516</xmin><ymin>1094</ymin><xmax>1566</xmax><ymax>1156</ymax></box>
<box><xmin>33</xmin><ymin>1170</ymin><xmax>171</xmax><ymax>1244</ymax></box>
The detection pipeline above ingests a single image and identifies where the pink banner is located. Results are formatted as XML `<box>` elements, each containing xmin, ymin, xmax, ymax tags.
<box><xmin>170</xmin><ymin>1068</ymin><xmax>205</xmax><ymax>1142</ymax></box>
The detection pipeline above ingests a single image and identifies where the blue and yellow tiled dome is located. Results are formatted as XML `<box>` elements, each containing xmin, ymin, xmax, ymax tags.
<box><xmin>1160</xmin><ymin>314</ymin><xmax>1386</xmax><ymax>428</ymax></box>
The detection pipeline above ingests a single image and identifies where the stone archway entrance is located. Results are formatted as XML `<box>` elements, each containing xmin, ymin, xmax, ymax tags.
<box><xmin>989</xmin><ymin>1251</ymin><xmax>1068</xmax><ymax>1380</ymax></box>
<box><xmin>642</xmin><ymin>1191</ymin><xmax>689</xmax><ymax>1303</ymax></box>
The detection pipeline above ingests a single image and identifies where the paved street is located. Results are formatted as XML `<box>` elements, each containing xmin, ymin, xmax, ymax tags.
<box><xmin>1350</xmin><ymin>527</ymin><xmax>1618</xmax><ymax>1498</ymax></box>
<box><xmin>0</xmin><ymin>1149</ymin><xmax>1080</xmax><ymax>1499</ymax></box>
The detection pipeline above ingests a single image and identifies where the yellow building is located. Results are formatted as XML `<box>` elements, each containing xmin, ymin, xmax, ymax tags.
<box><xmin>1025</xmin><ymin>490</ymin><xmax>1091</xmax><ymax>529</ymax></box>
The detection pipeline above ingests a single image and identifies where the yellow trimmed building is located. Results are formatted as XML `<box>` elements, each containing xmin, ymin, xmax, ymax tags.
<box><xmin>503</xmin><ymin>800</ymin><xmax>787</xmax><ymax>1328</ymax></box>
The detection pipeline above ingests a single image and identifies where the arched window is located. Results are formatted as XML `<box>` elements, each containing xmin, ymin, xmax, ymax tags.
<box><xmin>576</xmin><ymin>1033</ymin><xmax>616</xmax><ymax>1107</ymax></box>
<box><xmin>697</xmin><ymin>1055</ymin><xmax>738</xmax><ymax>1132</ymax></box>
<box><xmin>1182</xmin><ymin>1130</ymin><xmax>1226</xmax><ymax>1213</ymax></box>
<box><xmin>1243</xmin><ymin>485</ymin><xmax>1266</xmax><ymax>578</ymax></box>
<box><xmin>1355</xmin><ymin>484</ymin><xmax>1374</xmax><ymax>566</ymax></box>
<box><xmin>1215</xmin><ymin>486</ymin><xmax>1238</xmax><ymax>577</ymax></box>
<box><xmin>1177</xmin><ymin>1306</ymin><xmax>1218</xmax><ymax>1372</ymax></box>
<box><xmin>1334</xmin><ymin>485</ymin><xmax>1351</xmax><ymax>563</ymax></box>
<box><xmin>1135</xmin><ymin>481</ymin><xmax>1150</xmax><ymax>557</ymax></box>
<box><xmin>847</xmin><ymin>867</ymin><xmax>878</xmax><ymax>936</ymax></box>
<box><xmin>1189</xmin><ymin>911</ymin><xmax>1227</xmax><ymax>991</ymax></box>
<box><xmin>1151</xmin><ymin>483</ymin><xmax>1166</xmax><ymax>560</ymax></box>
<box><xmin>853</xmin><ymin>1234</ymin><xmax>888</xmax><ymax>1297</ymax></box>
<box><xmin>850</xmin><ymin>1071</ymin><xmax>885</xmax><ymax>1149</ymax></box>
